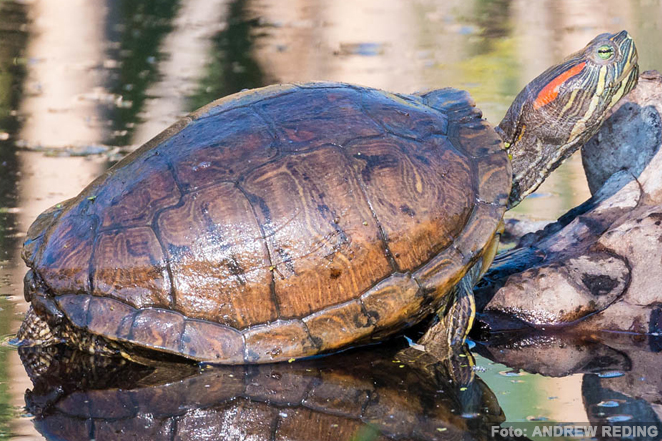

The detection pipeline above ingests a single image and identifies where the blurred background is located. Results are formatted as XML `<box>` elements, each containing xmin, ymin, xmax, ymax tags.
<box><xmin>0</xmin><ymin>0</ymin><xmax>661</xmax><ymax>438</ymax></box>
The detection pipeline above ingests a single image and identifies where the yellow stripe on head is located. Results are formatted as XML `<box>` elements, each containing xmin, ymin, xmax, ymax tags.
<box><xmin>609</xmin><ymin>70</ymin><xmax>633</xmax><ymax>108</ymax></box>
<box><xmin>569</xmin><ymin>93</ymin><xmax>601</xmax><ymax>141</ymax></box>
<box><xmin>559</xmin><ymin>89</ymin><xmax>579</xmax><ymax>118</ymax></box>
<box><xmin>595</xmin><ymin>65</ymin><xmax>608</xmax><ymax>97</ymax></box>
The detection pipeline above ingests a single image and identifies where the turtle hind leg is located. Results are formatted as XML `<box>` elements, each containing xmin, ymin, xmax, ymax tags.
<box><xmin>15</xmin><ymin>307</ymin><xmax>63</xmax><ymax>383</ymax></box>
<box><xmin>18</xmin><ymin>307</ymin><xmax>140</xmax><ymax>363</ymax></box>
<box><xmin>16</xmin><ymin>306</ymin><xmax>61</xmax><ymax>347</ymax></box>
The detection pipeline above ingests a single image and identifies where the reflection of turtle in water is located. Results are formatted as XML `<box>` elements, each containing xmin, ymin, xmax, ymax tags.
<box><xmin>17</xmin><ymin>31</ymin><xmax>637</xmax><ymax>364</ymax></box>
<box><xmin>21</xmin><ymin>340</ymin><xmax>504</xmax><ymax>441</ymax></box>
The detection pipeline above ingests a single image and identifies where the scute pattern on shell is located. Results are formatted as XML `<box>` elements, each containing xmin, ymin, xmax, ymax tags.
<box><xmin>23</xmin><ymin>83</ymin><xmax>510</xmax><ymax>363</ymax></box>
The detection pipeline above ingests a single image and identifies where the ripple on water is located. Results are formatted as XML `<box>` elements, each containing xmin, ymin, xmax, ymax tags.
<box><xmin>527</xmin><ymin>416</ymin><xmax>550</xmax><ymax>421</ymax></box>
<box><xmin>10</xmin><ymin>405</ymin><xmax>32</xmax><ymax>419</ymax></box>
<box><xmin>499</xmin><ymin>370</ymin><xmax>526</xmax><ymax>377</ymax></box>
<box><xmin>336</xmin><ymin>42</ymin><xmax>386</xmax><ymax>56</ymax></box>
<box><xmin>606</xmin><ymin>414</ymin><xmax>633</xmax><ymax>423</ymax></box>
<box><xmin>597</xmin><ymin>400</ymin><xmax>620</xmax><ymax>408</ymax></box>
<box><xmin>0</xmin><ymin>334</ymin><xmax>18</xmax><ymax>348</ymax></box>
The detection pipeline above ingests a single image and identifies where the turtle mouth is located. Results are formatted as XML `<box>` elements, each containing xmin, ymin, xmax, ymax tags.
<box><xmin>601</xmin><ymin>60</ymin><xmax>638</xmax><ymax>110</ymax></box>
<box><xmin>614</xmin><ymin>37</ymin><xmax>639</xmax><ymax>90</ymax></box>
<box><xmin>617</xmin><ymin>54</ymin><xmax>638</xmax><ymax>85</ymax></box>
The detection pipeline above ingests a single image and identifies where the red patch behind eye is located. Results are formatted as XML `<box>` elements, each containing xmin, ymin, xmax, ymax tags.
<box><xmin>533</xmin><ymin>62</ymin><xmax>586</xmax><ymax>110</ymax></box>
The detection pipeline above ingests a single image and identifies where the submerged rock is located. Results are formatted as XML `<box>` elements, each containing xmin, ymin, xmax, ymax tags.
<box><xmin>477</xmin><ymin>71</ymin><xmax>662</xmax><ymax>335</ymax></box>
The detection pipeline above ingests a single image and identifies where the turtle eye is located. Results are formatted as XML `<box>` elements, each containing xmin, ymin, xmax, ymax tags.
<box><xmin>597</xmin><ymin>45</ymin><xmax>615</xmax><ymax>60</ymax></box>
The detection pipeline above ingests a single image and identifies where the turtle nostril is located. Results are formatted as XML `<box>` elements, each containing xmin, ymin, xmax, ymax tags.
<box><xmin>612</xmin><ymin>30</ymin><xmax>630</xmax><ymax>41</ymax></box>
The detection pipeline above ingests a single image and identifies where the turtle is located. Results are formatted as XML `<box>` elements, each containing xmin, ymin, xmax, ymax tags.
<box><xmin>17</xmin><ymin>31</ymin><xmax>638</xmax><ymax>365</ymax></box>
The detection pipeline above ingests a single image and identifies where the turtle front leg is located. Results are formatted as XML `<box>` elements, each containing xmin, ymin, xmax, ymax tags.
<box><xmin>445</xmin><ymin>266</ymin><xmax>478</xmax><ymax>348</ymax></box>
<box><xmin>419</xmin><ymin>262</ymin><xmax>480</xmax><ymax>355</ymax></box>
<box><xmin>419</xmin><ymin>224</ymin><xmax>502</xmax><ymax>356</ymax></box>
<box><xmin>418</xmin><ymin>262</ymin><xmax>481</xmax><ymax>385</ymax></box>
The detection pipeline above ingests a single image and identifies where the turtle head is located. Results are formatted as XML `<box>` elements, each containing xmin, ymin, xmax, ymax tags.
<box><xmin>498</xmin><ymin>30</ymin><xmax>639</xmax><ymax>208</ymax></box>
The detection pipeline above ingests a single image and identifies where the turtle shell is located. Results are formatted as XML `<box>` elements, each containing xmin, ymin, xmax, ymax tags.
<box><xmin>22</xmin><ymin>83</ymin><xmax>510</xmax><ymax>363</ymax></box>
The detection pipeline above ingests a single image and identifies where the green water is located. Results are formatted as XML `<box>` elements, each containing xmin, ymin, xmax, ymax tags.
<box><xmin>0</xmin><ymin>0</ymin><xmax>661</xmax><ymax>439</ymax></box>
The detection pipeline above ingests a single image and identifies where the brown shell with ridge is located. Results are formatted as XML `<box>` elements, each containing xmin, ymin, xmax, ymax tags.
<box><xmin>22</xmin><ymin>83</ymin><xmax>510</xmax><ymax>363</ymax></box>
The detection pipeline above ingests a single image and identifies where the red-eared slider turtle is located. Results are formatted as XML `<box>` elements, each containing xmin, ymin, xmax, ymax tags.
<box><xmin>17</xmin><ymin>31</ymin><xmax>638</xmax><ymax>364</ymax></box>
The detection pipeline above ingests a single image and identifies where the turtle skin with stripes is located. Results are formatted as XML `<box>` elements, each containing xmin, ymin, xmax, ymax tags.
<box><xmin>18</xmin><ymin>84</ymin><xmax>510</xmax><ymax>364</ymax></box>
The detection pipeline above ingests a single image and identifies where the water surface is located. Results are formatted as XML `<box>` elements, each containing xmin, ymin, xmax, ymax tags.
<box><xmin>1</xmin><ymin>0</ymin><xmax>661</xmax><ymax>439</ymax></box>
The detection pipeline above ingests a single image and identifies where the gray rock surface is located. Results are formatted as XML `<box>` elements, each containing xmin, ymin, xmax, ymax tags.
<box><xmin>582</xmin><ymin>71</ymin><xmax>662</xmax><ymax>195</ymax></box>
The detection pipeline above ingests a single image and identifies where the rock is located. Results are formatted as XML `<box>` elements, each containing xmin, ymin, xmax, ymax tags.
<box><xmin>582</xmin><ymin>70</ymin><xmax>662</xmax><ymax>195</ymax></box>
<box><xmin>477</xmin><ymin>71</ymin><xmax>662</xmax><ymax>335</ymax></box>
<box><xmin>499</xmin><ymin>216</ymin><xmax>553</xmax><ymax>247</ymax></box>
